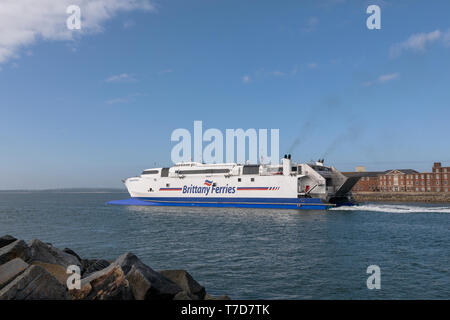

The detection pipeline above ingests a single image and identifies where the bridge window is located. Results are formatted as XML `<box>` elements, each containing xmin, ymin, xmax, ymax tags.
<box><xmin>142</xmin><ymin>170</ymin><xmax>159</xmax><ymax>175</ymax></box>
<box><xmin>175</xmin><ymin>169</ymin><xmax>230</xmax><ymax>175</ymax></box>
<box><xmin>161</xmin><ymin>168</ymin><xmax>169</xmax><ymax>177</ymax></box>
<box><xmin>243</xmin><ymin>165</ymin><xmax>259</xmax><ymax>175</ymax></box>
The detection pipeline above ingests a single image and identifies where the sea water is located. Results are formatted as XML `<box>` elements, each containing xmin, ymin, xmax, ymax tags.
<box><xmin>0</xmin><ymin>191</ymin><xmax>448</xmax><ymax>299</ymax></box>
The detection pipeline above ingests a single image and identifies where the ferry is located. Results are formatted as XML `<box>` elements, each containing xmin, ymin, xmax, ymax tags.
<box><xmin>108</xmin><ymin>155</ymin><xmax>359</xmax><ymax>210</ymax></box>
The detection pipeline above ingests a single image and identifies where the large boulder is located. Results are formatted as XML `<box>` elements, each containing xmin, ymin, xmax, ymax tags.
<box><xmin>28</xmin><ymin>239</ymin><xmax>81</xmax><ymax>269</ymax></box>
<box><xmin>115</xmin><ymin>252</ymin><xmax>182</xmax><ymax>300</ymax></box>
<box><xmin>0</xmin><ymin>258</ymin><xmax>29</xmax><ymax>289</ymax></box>
<box><xmin>125</xmin><ymin>264</ymin><xmax>153</xmax><ymax>300</ymax></box>
<box><xmin>0</xmin><ymin>265</ymin><xmax>70</xmax><ymax>300</ymax></box>
<box><xmin>81</xmin><ymin>258</ymin><xmax>96</xmax><ymax>272</ymax></box>
<box><xmin>204</xmin><ymin>293</ymin><xmax>231</xmax><ymax>300</ymax></box>
<box><xmin>159</xmin><ymin>270</ymin><xmax>206</xmax><ymax>300</ymax></box>
<box><xmin>0</xmin><ymin>240</ymin><xmax>31</xmax><ymax>265</ymax></box>
<box><xmin>0</xmin><ymin>235</ymin><xmax>17</xmax><ymax>249</ymax></box>
<box><xmin>82</xmin><ymin>259</ymin><xmax>110</xmax><ymax>277</ymax></box>
<box><xmin>173</xmin><ymin>291</ymin><xmax>192</xmax><ymax>300</ymax></box>
<box><xmin>62</xmin><ymin>248</ymin><xmax>82</xmax><ymax>262</ymax></box>
<box><xmin>70</xmin><ymin>264</ymin><xmax>132</xmax><ymax>300</ymax></box>
<box><xmin>30</xmin><ymin>261</ymin><xmax>69</xmax><ymax>285</ymax></box>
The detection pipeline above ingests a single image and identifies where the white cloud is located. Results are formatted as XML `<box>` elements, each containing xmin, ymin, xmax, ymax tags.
<box><xmin>390</xmin><ymin>30</ymin><xmax>441</xmax><ymax>58</ymax></box>
<box><xmin>443</xmin><ymin>29</ymin><xmax>450</xmax><ymax>47</ymax></box>
<box><xmin>123</xmin><ymin>20</ymin><xmax>136</xmax><ymax>29</ymax></box>
<box><xmin>269</xmin><ymin>71</ymin><xmax>286</xmax><ymax>77</ymax></box>
<box><xmin>302</xmin><ymin>17</ymin><xmax>319</xmax><ymax>33</ymax></box>
<box><xmin>105</xmin><ymin>73</ymin><xmax>135</xmax><ymax>82</ymax></box>
<box><xmin>106</xmin><ymin>97</ymin><xmax>128</xmax><ymax>104</ymax></box>
<box><xmin>0</xmin><ymin>0</ymin><xmax>154</xmax><ymax>64</ymax></box>
<box><xmin>290</xmin><ymin>65</ymin><xmax>299</xmax><ymax>75</ymax></box>
<box><xmin>378</xmin><ymin>73</ymin><xmax>399</xmax><ymax>83</ymax></box>
<box><xmin>158</xmin><ymin>69</ymin><xmax>173</xmax><ymax>75</ymax></box>
<box><xmin>242</xmin><ymin>75</ymin><xmax>251</xmax><ymax>84</ymax></box>
<box><xmin>329</xmin><ymin>58</ymin><xmax>340</xmax><ymax>64</ymax></box>
<box><xmin>364</xmin><ymin>72</ymin><xmax>399</xmax><ymax>87</ymax></box>
<box><xmin>243</xmin><ymin>63</ymin><xmax>318</xmax><ymax>83</ymax></box>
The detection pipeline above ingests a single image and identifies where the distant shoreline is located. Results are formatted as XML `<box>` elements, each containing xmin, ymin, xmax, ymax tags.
<box><xmin>353</xmin><ymin>192</ymin><xmax>450</xmax><ymax>204</ymax></box>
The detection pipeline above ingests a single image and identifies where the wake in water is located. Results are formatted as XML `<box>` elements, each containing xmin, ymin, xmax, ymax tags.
<box><xmin>331</xmin><ymin>203</ymin><xmax>450</xmax><ymax>214</ymax></box>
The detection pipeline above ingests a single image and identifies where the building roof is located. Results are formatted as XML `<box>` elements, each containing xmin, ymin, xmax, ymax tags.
<box><xmin>343</xmin><ymin>168</ymin><xmax>419</xmax><ymax>178</ymax></box>
<box><xmin>385</xmin><ymin>169</ymin><xmax>419</xmax><ymax>175</ymax></box>
<box><xmin>342</xmin><ymin>171</ymin><xmax>385</xmax><ymax>178</ymax></box>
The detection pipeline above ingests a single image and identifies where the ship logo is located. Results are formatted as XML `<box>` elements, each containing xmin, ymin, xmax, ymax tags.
<box><xmin>204</xmin><ymin>179</ymin><xmax>213</xmax><ymax>186</ymax></box>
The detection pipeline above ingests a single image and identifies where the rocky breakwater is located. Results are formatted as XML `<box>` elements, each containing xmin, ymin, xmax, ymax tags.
<box><xmin>0</xmin><ymin>235</ymin><xmax>229</xmax><ymax>300</ymax></box>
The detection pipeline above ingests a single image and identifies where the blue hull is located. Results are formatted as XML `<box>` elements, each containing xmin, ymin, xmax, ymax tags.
<box><xmin>106</xmin><ymin>197</ymin><xmax>335</xmax><ymax>210</ymax></box>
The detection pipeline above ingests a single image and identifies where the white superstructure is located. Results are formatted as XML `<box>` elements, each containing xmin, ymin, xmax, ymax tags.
<box><xmin>119</xmin><ymin>155</ymin><xmax>359</xmax><ymax>210</ymax></box>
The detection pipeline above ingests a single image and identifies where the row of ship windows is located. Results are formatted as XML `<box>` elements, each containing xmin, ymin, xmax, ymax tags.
<box><xmin>142</xmin><ymin>169</ymin><xmax>232</xmax><ymax>175</ymax></box>
<box><xmin>143</xmin><ymin>169</ymin><xmax>264</xmax><ymax>175</ymax></box>
<box><xmin>161</xmin><ymin>177</ymin><xmax>256</xmax><ymax>188</ymax></box>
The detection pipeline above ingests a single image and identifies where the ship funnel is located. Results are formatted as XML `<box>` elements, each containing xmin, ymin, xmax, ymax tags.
<box><xmin>282</xmin><ymin>156</ymin><xmax>292</xmax><ymax>176</ymax></box>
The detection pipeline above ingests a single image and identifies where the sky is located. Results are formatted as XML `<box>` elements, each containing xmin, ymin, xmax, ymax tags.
<box><xmin>1</xmin><ymin>0</ymin><xmax>450</xmax><ymax>189</ymax></box>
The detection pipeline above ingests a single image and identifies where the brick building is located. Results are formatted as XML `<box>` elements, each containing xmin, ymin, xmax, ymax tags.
<box><xmin>346</xmin><ymin>162</ymin><xmax>450</xmax><ymax>193</ymax></box>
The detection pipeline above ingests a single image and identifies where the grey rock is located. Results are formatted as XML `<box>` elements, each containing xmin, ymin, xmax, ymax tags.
<box><xmin>62</xmin><ymin>248</ymin><xmax>82</xmax><ymax>262</ymax></box>
<box><xmin>30</xmin><ymin>261</ymin><xmax>70</xmax><ymax>285</ymax></box>
<box><xmin>0</xmin><ymin>240</ymin><xmax>31</xmax><ymax>265</ymax></box>
<box><xmin>204</xmin><ymin>293</ymin><xmax>231</xmax><ymax>300</ymax></box>
<box><xmin>28</xmin><ymin>239</ymin><xmax>80</xmax><ymax>268</ymax></box>
<box><xmin>0</xmin><ymin>265</ymin><xmax>70</xmax><ymax>300</ymax></box>
<box><xmin>80</xmin><ymin>263</ymin><xmax>116</xmax><ymax>285</ymax></box>
<box><xmin>115</xmin><ymin>252</ymin><xmax>182</xmax><ymax>300</ymax></box>
<box><xmin>0</xmin><ymin>235</ymin><xmax>17</xmax><ymax>249</ymax></box>
<box><xmin>173</xmin><ymin>291</ymin><xmax>192</xmax><ymax>300</ymax></box>
<box><xmin>0</xmin><ymin>258</ymin><xmax>29</xmax><ymax>289</ymax></box>
<box><xmin>81</xmin><ymin>258</ymin><xmax>96</xmax><ymax>272</ymax></box>
<box><xmin>126</xmin><ymin>264</ymin><xmax>152</xmax><ymax>300</ymax></box>
<box><xmin>159</xmin><ymin>269</ymin><xmax>206</xmax><ymax>300</ymax></box>
<box><xmin>72</xmin><ymin>264</ymin><xmax>132</xmax><ymax>300</ymax></box>
<box><xmin>83</xmin><ymin>259</ymin><xmax>110</xmax><ymax>276</ymax></box>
